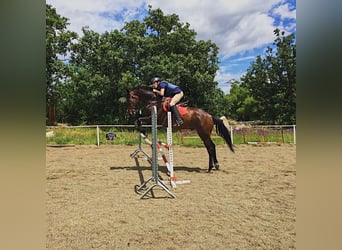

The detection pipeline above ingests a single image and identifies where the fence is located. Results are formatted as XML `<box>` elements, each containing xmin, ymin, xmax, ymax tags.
<box><xmin>46</xmin><ymin>124</ymin><xmax>296</xmax><ymax>146</ymax></box>
<box><xmin>46</xmin><ymin>124</ymin><xmax>166</xmax><ymax>146</ymax></box>
<box><xmin>229</xmin><ymin>125</ymin><xmax>296</xmax><ymax>144</ymax></box>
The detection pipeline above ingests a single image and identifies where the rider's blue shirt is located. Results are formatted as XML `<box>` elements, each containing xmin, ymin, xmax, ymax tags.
<box><xmin>158</xmin><ymin>81</ymin><xmax>182</xmax><ymax>97</ymax></box>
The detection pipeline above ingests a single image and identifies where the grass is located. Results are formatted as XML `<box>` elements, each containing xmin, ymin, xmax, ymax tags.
<box><xmin>46</xmin><ymin>126</ymin><xmax>295</xmax><ymax>146</ymax></box>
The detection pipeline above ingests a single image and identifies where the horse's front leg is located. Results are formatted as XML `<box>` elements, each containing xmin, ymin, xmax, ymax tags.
<box><xmin>134</xmin><ymin>116</ymin><xmax>151</xmax><ymax>134</ymax></box>
<box><xmin>134</xmin><ymin>118</ymin><xmax>145</xmax><ymax>134</ymax></box>
<box><xmin>134</xmin><ymin>118</ymin><xmax>141</xmax><ymax>128</ymax></box>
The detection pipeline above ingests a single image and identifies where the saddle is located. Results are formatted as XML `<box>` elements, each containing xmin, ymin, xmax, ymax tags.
<box><xmin>162</xmin><ymin>97</ymin><xmax>188</xmax><ymax>116</ymax></box>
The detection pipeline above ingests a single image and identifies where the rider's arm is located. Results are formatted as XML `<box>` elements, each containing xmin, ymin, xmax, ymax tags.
<box><xmin>153</xmin><ymin>88</ymin><xmax>165</xmax><ymax>96</ymax></box>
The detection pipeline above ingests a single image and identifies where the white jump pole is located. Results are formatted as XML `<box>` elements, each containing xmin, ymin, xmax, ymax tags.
<box><xmin>167</xmin><ymin>111</ymin><xmax>190</xmax><ymax>187</ymax></box>
<box><xmin>167</xmin><ymin>112</ymin><xmax>176</xmax><ymax>188</ymax></box>
<box><xmin>293</xmin><ymin>125</ymin><xmax>296</xmax><ymax>144</ymax></box>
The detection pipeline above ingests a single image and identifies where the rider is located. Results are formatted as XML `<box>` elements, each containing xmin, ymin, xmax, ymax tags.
<box><xmin>151</xmin><ymin>77</ymin><xmax>184</xmax><ymax>126</ymax></box>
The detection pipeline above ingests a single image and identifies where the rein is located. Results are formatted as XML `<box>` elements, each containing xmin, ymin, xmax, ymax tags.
<box><xmin>145</xmin><ymin>99</ymin><xmax>159</xmax><ymax>111</ymax></box>
<box><xmin>129</xmin><ymin>87</ymin><xmax>163</xmax><ymax>116</ymax></box>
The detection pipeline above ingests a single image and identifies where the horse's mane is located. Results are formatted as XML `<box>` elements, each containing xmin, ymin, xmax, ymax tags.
<box><xmin>132</xmin><ymin>85</ymin><xmax>153</xmax><ymax>92</ymax></box>
<box><xmin>131</xmin><ymin>85</ymin><xmax>157</xmax><ymax>101</ymax></box>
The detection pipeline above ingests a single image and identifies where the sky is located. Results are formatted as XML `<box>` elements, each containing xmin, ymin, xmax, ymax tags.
<box><xmin>46</xmin><ymin>0</ymin><xmax>296</xmax><ymax>93</ymax></box>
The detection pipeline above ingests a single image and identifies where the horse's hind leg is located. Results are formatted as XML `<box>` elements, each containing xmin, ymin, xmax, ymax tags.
<box><xmin>197</xmin><ymin>127</ymin><xmax>219</xmax><ymax>172</ymax></box>
<box><xmin>211</xmin><ymin>142</ymin><xmax>220</xmax><ymax>170</ymax></box>
<box><xmin>208</xmin><ymin>140</ymin><xmax>220</xmax><ymax>171</ymax></box>
<box><xmin>207</xmin><ymin>148</ymin><xmax>215</xmax><ymax>173</ymax></box>
<box><xmin>201</xmin><ymin>136</ymin><xmax>217</xmax><ymax>172</ymax></box>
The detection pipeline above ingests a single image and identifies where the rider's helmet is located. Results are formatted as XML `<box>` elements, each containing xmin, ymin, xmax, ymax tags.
<box><xmin>150</xmin><ymin>77</ymin><xmax>161</xmax><ymax>83</ymax></box>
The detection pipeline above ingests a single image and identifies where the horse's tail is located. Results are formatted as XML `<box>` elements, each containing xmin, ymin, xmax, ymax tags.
<box><xmin>213</xmin><ymin>117</ymin><xmax>234</xmax><ymax>153</ymax></box>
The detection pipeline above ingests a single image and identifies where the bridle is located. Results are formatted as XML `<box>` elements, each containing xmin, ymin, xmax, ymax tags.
<box><xmin>127</xmin><ymin>89</ymin><xmax>159</xmax><ymax>117</ymax></box>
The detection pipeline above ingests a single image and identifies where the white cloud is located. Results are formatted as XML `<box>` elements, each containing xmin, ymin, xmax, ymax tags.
<box><xmin>215</xmin><ymin>65</ymin><xmax>245</xmax><ymax>93</ymax></box>
<box><xmin>47</xmin><ymin>0</ymin><xmax>147</xmax><ymax>34</ymax></box>
<box><xmin>272</xmin><ymin>2</ymin><xmax>296</xmax><ymax>33</ymax></box>
<box><xmin>230</xmin><ymin>56</ymin><xmax>256</xmax><ymax>63</ymax></box>
<box><xmin>146</xmin><ymin>0</ymin><xmax>281</xmax><ymax>58</ymax></box>
<box><xmin>46</xmin><ymin>0</ymin><xmax>296</xmax><ymax>92</ymax></box>
<box><xmin>47</xmin><ymin>0</ymin><xmax>295</xmax><ymax>57</ymax></box>
<box><xmin>272</xmin><ymin>3</ymin><xmax>296</xmax><ymax>20</ymax></box>
<box><xmin>146</xmin><ymin>1</ymin><xmax>296</xmax><ymax>90</ymax></box>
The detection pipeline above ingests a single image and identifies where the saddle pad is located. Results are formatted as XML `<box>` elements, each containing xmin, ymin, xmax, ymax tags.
<box><xmin>162</xmin><ymin>97</ymin><xmax>187</xmax><ymax>116</ymax></box>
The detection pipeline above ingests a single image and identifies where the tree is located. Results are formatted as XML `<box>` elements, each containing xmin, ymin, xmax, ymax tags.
<box><xmin>225</xmin><ymin>80</ymin><xmax>258</xmax><ymax>121</ymax></box>
<box><xmin>138</xmin><ymin>6</ymin><xmax>220</xmax><ymax>111</ymax></box>
<box><xmin>46</xmin><ymin>4</ymin><xmax>77</xmax><ymax>125</ymax></box>
<box><xmin>240</xmin><ymin>29</ymin><xmax>296</xmax><ymax>124</ymax></box>
<box><xmin>51</xmin><ymin>6</ymin><xmax>224</xmax><ymax>125</ymax></box>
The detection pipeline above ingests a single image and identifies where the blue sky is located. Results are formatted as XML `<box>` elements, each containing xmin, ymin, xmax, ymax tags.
<box><xmin>46</xmin><ymin>0</ymin><xmax>296</xmax><ymax>93</ymax></box>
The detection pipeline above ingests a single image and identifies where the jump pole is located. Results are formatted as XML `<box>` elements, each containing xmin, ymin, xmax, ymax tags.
<box><xmin>130</xmin><ymin>130</ymin><xmax>152</xmax><ymax>165</ymax></box>
<box><xmin>167</xmin><ymin>112</ymin><xmax>176</xmax><ymax>188</ymax></box>
<box><xmin>136</xmin><ymin>106</ymin><xmax>175</xmax><ymax>199</ymax></box>
<box><xmin>167</xmin><ymin>111</ymin><xmax>190</xmax><ymax>187</ymax></box>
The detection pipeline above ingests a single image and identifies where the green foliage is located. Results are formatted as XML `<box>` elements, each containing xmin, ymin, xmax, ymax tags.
<box><xmin>46</xmin><ymin>4</ymin><xmax>296</xmax><ymax>125</ymax></box>
<box><xmin>224</xmin><ymin>80</ymin><xmax>258</xmax><ymax>121</ymax></box>
<box><xmin>239</xmin><ymin>29</ymin><xmax>296</xmax><ymax>124</ymax></box>
<box><xmin>46</xmin><ymin>4</ymin><xmax>225</xmax><ymax>125</ymax></box>
<box><xmin>46</xmin><ymin>4</ymin><xmax>78</xmax><ymax>123</ymax></box>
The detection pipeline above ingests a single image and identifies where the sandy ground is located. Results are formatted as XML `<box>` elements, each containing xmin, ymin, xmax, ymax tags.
<box><xmin>46</xmin><ymin>143</ymin><xmax>296</xmax><ymax>249</ymax></box>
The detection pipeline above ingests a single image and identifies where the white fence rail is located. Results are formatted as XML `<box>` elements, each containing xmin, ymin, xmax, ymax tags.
<box><xmin>46</xmin><ymin>124</ymin><xmax>154</xmax><ymax>146</ymax></box>
<box><xmin>46</xmin><ymin>124</ymin><xmax>296</xmax><ymax>146</ymax></box>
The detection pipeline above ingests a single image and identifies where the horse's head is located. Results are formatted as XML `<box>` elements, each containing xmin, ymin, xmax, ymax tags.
<box><xmin>126</xmin><ymin>89</ymin><xmax>140</xmax><ymax>118</ymax></box>
<box><xmin>126</xmin><ymin>86</ymin><xmax>157</xmax><ymax>119</ymax></box>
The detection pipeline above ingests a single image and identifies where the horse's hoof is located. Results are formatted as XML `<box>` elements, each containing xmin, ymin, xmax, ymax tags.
<box><xmin>214</xmin><ymin>164</ymin><xmax>220</xmax><ymax>170</ymax></box>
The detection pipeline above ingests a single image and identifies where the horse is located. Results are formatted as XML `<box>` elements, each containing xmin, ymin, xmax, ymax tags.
<box><xmin>126</xmin><ymin>86</ymin><xmax>234</xmax><ymax>173</ymax></box>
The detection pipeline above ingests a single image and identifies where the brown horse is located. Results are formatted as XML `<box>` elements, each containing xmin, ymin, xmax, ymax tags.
<box><xmin>126</xmin><ymin>86</ymin><xmax>234</xmax><ymax>172</ymax></box>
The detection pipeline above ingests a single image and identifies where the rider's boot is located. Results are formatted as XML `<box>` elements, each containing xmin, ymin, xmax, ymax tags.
<box><xmin>170</xmin><ymin>105</ymin><xmax>184</xmax><ymax>126</ymax></box>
